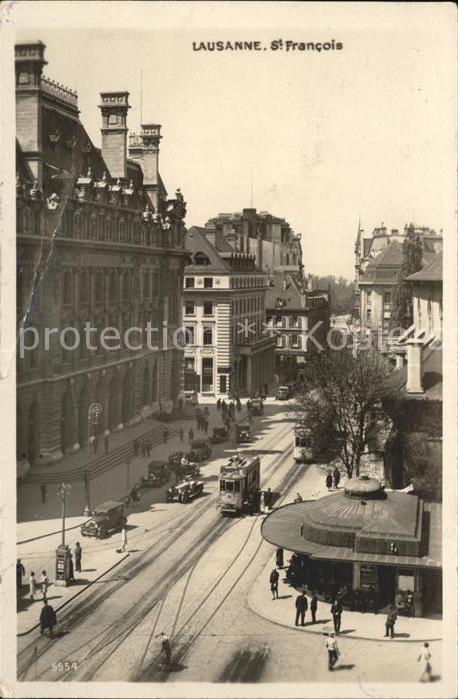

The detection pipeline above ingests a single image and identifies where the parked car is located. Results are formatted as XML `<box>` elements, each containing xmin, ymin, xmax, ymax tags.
<box><xmin>166</xmin><ymin>477</ymin><xmax>204</xmax><ymax>503</ymax></box>
<box><xmin>250</xmin><ymin>398</ymin><xmax>264</xmax><ymax>416</ymax></box>
<box><xmin>187</xmin><ymin>439</ymin><xmax>212</xmax><ymax>462</ymax></box>
<box><xmin>276</xmin><ymin>384</ymin><xmax>293</xmax><ymax>400</ymax></box>
<box><xmin>210</xmin><ymin>426</ymin><xmax>229</xmax><ymax>444</ymax></box>
<box><xmin>140</xmin><ymin>461</ymin><xmax>170</xmax><ymax>488</ymax></box>
<box><xmin>80</xmin><ymin>501</ymin><xmax>126</xmax><ymax>539</ymax></box>
<box><xmin>236</xmin><ymin>421</ymin><xmax>252</xmax><ymax>443</ymax></box>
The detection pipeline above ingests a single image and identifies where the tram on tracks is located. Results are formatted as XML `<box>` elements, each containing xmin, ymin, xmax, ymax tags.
<box><xmin>293</xmin><ymin>421</ymin><xmax>313</xmax><ymax>462</ymax></box>
<box><xmin>217</xmin><ymin>454</ymin><xmax>261</xmax><ymax>515</ymax></box>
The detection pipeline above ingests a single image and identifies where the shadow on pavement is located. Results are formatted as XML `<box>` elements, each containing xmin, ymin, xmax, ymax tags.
<box><xmin>333</xmin><ymin>664</ymin><xmax>355</xmax><ymax>671</ymax></box>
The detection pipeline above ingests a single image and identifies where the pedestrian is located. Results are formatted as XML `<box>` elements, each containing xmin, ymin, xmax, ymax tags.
<box><xmin>163</xmin><ymin>428</ymin><xmax>169</xmax><ymax>443</ymax></box>
<box><xmin>331</xmin><ymin>598</ymin><xmax>342</xmax><ymax>634</ymax></box>
<box><xmin>310</xmin><ymin>591</ymin><xmax>318</xmax><ymax>623</ymax></box>
<box><xmin>326</xmin><ymin>471</ymin><xmax>333</xmax><ymax>490</ymax></box>
<box><xmin>121</xmin><ymin>525</ymin><xmax>128</xmax><ymax>552</ymax></box>
<box><xmin>156</xmin><ymin>632</ymin><xmax>171</xmax><ymax>666</ymax></box>
<box><xmin>406</xmin><ymin>590</ymin><xmax>415</xmax><ymax>617</ymax></box>
<box><xmin>40</xmin><ymin>483</ymin><xmax>47</xmax><ymax>503</ymax></box>
<box><xmin>333</xmin><ymin>467</ymin><xmax>341</xmax><ymax>489</ymax></box>
<box><xmin>68</xmin><ymin>552</ymin><xmax>75</xmax><ymax>582</ymax></box>
<box><xmin>40</xmin><ymin>570</ymin><xmax>50</xmax><ymax>601</ymax></box>
<box><xmin>384</xmin><ymin>602</ymin><xmax>397</xmax><ymax>638</ymax></box>
<box><xmin>295</xmin><ymin>590</ymin><xmax>308</xmax><ymax>626</ymax></box>
<box><xmin>179</xmin><ymin>427</ymin><xmax>184</xmax><ymax>443</ymax></box>
<box><xmin>270</xmin><ymin>568</ymin><xmax>279</xmax><ymax>600</ymax></box>
<box><xmin>264</xmin><ymin>383</ymin><xmax>268</xmax><ymax>397</ymax></box>
<box><xmin>74</xmin><ymin>542</ymin><xmax>82</xmax><ymax>572</ymax></box>
<box><xmin>39</xmin><ymin>600</ymin><xmax>57</xmax><ymax>638</ymax></box>
<box><xmin>276</xmin><ymin>547</ymin><xmax>284</xmax><ymax>569</ymax></box>
<box><xmin>236</xmin><ymin>398</ymin><xmax>242</xmax><ymax>412</ymax></box>
<box><xmin>221</xmin><ymin>400</ymin><xmax>227</xmax><ymax>414</ymax></box>
<box><xmin>246</xmin><ymin>399</ymin><xmax>252</xmax><ymax>416</ymax></box>
<box><xmin>133</xmin><ymin>439</ymin><xmax>139</xmax><ymax>457</ymax></box>
<box><xmin>418</xmin><ymin>642</ymin><xmax>433</xmax><ymax>682</ymax></box>
<box><xmin>326</xmin><ymin>631</ymin><xmax>340</xmax><ymax>671</ymax></box>
<box><xmin>188</xmin><ymin>428</ymin><xmax>194</xmax><ymax>443</ymax></box>
<box><xmin>295</xmin><ymin>492</ymin><xmax>303</xmax><ymax>503</ymax></box>
<box><xmin>264</xmin><ymin>487</ymin><xmax>273</xmax><ymax>510</ymax></box>
<box><xmin>104</xmin><ymin>434</ymin><xmax>109</xmax><ymax>455</ymax></box>
<box><xmin>204</xmin><ymin>406</ymin><xmax>209</xmax><ymax>418</ymax></box>
<box><xmin>216</xmin><ymin>399</ymin><xmax>221</xmax><ymax>411</ymax></box>
<box><xmin>29</xmin><ymin>571</ymin><xmax>37</xmax><ymax>600</ymax></box>
<box><xmin>17</xmin><ymin>559</ymin><xmax>25</xmax><ymax>589</ymax></box>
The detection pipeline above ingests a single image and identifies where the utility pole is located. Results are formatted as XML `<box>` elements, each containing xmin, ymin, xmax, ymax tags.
<box><xmin>83</xmin><ymin>402</ymin><xmax>102</xmax><ymax>516</ymax></box>
<box><xmin>57</xmin><ymin>482</ymin><xmax>71</xmax><ymax>546</ymax></box>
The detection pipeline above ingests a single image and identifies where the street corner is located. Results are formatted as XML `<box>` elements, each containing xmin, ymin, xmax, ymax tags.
<box><xmin>246</xmin><ymin>556</ymin><xmax>443</xmax><ymax>644</ymax></box>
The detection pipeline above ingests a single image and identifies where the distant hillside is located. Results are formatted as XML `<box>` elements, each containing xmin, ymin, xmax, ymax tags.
<box><xmin>312</xmin><ymin>275</ymin><xmax>355</xmax><ymax>315</ymax></box>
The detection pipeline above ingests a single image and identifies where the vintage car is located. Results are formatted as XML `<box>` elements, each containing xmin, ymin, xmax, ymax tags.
<box><xmin>236</xmin><ymin>421</ymin><xmax>252</xmax><ymax>443</ymax></box>
<box><xmin>140</xmin><ymin>461</ymin><xmax>170</xmax><ymax>488</ymax></box>
<box><xmin>210</xmin><ymin>426</ymin><xmax>229</xmax><ymax>444</ymax></box>
<box><xmin>276</xmin><ymin>384</ymin><xmax>293</xmax><ymax>400</ymax></box>
<box><xmin>166</xmin><ymin>477</ymin><xmax>204</xmax><ymax>503</ymax></box>
<box><xmin>80</xmin><ymin>501</ymin><xmax>126</xmax><ymax>539</ymax></box>
<box><xmin>250</xmin><ymin>398</ymin><xmax>264</xmax><ymax>416</ymax></box>
<box><xmin>187</xmin><ymin>439</ymin><xmax>212</xmax><ymax>462</ymax></box>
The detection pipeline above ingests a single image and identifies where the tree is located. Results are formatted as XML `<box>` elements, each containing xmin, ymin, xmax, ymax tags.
<box><xmin>390</xmin><ymin>224</ymin><xmax>423</xmax><ymax>329</ymax></box>
<box><xmin>311</xmin><ymin>275</ymin><xmax>355</xmax><ymax>315</ymax></box>
<box><xmin>296</xmin><ymin>350</ymin><xmax>392</xmax><ymax>478</ymax></box>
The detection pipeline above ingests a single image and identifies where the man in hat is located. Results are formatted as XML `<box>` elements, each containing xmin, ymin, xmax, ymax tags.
<box><xmin>326</xmin><ymin>631</ymin><xmax>340</xmax><ymax>671</ymax></box>
<box><xmin>40</xmin><ymin>599</ymin><xmax>57</xmax><ymax>638</ymax></box>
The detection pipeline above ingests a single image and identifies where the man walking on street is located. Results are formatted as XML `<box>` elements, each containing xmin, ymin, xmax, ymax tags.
<box><xmin>331</xmin><ymin>598</ymin><xmax>342</xmax><ymax>634</ymax></box>
<box><xmin>40</xmin><ymin>600</ymin><xmax>57</xmax><ymax>638</ymax></box>
<box><xmin>163</xmin><ymin>427</ymin><xmax>169</xmax><ymax>444</ymax></box>
<box><xmin>188</xmin><ymin>427</ymin><xmax>194</xmax><ymax>443</ymax></box>
<box><xmin>418</xmin><ymin>642</ymin><xmax>433</xmax><ymax>682</ymax></box>
<box><xmin>121</xmin><ymin>525</ymin><xmax>128</xmax><ymax>553</ymax></box>
<box><xmin>295</xmin><ymin>590</ymin><xmax>308</xmax><ymax>626</ymax></box>
<box><xmin>40</xmin><ymin>570</ymin><xmax>50</xmax><ymax>602</ymax></box>
<box><xmin>40</xmin><ymin>483</ymin><xmax>47</xmax><ymax>503</ymax></box>
<box><xmin>333</xmin><ymin>467</ymin><xmax>341</xmax><ymax>489</ymax></box>
<box><xmin>310</xmin><ymin>591</ymin><xmax>318</xmax><ymax>623</ymax></box>
<box><xmin>326</xmin><ymin>471</ymin><xmax>333</xmax><ymax>490</ymax></box>
<box><xmin>17</xmin><ymin>559</ymin><xmax>25</xmax><ymax>590</ymax></box>
<box><xmin>270</xmin><ymin>568</ymin><xmax>279</xmax><ymax>600</ymax></box>
<box><xmin>385</xmin><ymin>602</ymin><xmax>397</xmax><ymax>638</ymax></box>
<box><xmin>326</xmin><ymin>632</ymin><xmax>340</xmax><ymax>671</ymax></box>
<box><xmin>74</xmin><ymin>542</ymin><xmax>82</xmax><ymax>572</ymax></box>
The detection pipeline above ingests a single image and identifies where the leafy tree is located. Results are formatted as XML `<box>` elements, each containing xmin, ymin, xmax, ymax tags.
<box><xmin>311</xmin><ymin>275</ymin><xmax>355</xmax><ymax>315</ymax></box>
<box><xmin>390</xmin><ymin>224</ymin><xmax>423</xmax><ymax>329</ymax></box>
<box><xmin>296</xmin><ymin>350</ymin><xmax>391</xmax><ymax>478</ymax></box>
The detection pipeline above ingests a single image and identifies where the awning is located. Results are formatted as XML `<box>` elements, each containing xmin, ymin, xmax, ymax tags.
<box><xmin>261</xmin><ymin>502</ymin><xmax>442</xmax><ymax>569</ymax></box>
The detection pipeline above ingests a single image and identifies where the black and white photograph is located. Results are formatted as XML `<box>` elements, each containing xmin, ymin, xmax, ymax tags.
<box><xmin>0</xmin><ymin>2</ymin><xmax>457</xmax><ymax>697</ymax></box>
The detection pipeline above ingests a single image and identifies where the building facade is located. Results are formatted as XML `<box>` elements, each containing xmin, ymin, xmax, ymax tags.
<box><xmin>265</xmin><ymin>271</ymin><xmax>331</xmax><ymax>382</ymax></box>
<box><xmin>206</xmin><ymin>208</ymin><xmax>302</xmax><ymax>274</ymax></box>
<box><xmin>183</xmin><ymin>227</ymin><xmax>275</xmax><ymax>397</ymax></box>
<box><xmin>16</xmin><ymin>41</ymin><xmax>188</xmax><ymax>477</ymax></box>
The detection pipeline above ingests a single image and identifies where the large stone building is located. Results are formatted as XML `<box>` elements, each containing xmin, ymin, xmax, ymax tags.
<box><xmin>16</xmin><ymin>41</ymin><xmax>188</xmax><ymax>477</ymax></box>
<box><xmin>354</xmin><ymin>223</ymin><xmax>442</xmax><ymax>332</ymax></box>
<box><xmin>264</xmin><ymin>270</ymin><xmax>331</xmax><ymax>382</ymax></box>
<box><xmin>183</xmin><ymin>227</ymin><xmax>275</xmax><ymax>397</ymax></box>
<box><xmin>205</xmin><ymin>208</ymin><xmax>302</xmax><ymax>274</ymax></box>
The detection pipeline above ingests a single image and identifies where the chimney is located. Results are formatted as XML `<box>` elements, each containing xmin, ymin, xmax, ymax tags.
<box><xmin>99</xmin><ymin>91</ymin><xmax>130</xmax><ymax>180</ymax></box>
<box><xmin>15</xmin><ymin>41</ymin><xmax>47</xmax><ymax>183</ymax></box>
<box><xmin>138</xmin><ymin>124</ymin><xmax>162</xmax><ymax>211</ymax></box>
<box><xmin>406</xmin><ymin>339</ymin><xmax>424</xmax><ymax>393</ymax></box>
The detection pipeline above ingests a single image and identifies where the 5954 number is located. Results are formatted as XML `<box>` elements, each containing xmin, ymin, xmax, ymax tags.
<box><xmin>51</xmin><ymin>661</ymin><xmax>78</xmax><ymax>672</ymax></box>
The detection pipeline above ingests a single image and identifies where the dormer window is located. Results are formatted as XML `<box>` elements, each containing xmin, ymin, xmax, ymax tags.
<box><xmin>193</xmin><ymin>252</ymin><xmax>210</xmax><ymax>266</ymax></box>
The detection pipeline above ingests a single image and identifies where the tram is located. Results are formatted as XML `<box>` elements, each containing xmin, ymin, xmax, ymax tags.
<box><xmin>293</xmin><ymin>422</ymin><xmax>313</xmax><ymax>462</ymax></box>
<box><xmin>217</xmin><ymin>455</ymin><xmax>261</xmax><ymax>515</ymax></box>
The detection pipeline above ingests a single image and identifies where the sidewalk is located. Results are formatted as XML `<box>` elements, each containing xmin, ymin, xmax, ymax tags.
<box><xmin>247</xmin><ymin>558</ymin><xmax>442</xmax><ymax>643</ymax></box>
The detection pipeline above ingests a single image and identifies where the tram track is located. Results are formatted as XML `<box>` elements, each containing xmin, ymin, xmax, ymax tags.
<box><xmin>18</xmin><ymin>416</ymin><xmax>296</xmax><ymax>682</ymax></box>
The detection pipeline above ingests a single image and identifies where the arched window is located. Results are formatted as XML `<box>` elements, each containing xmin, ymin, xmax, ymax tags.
<box><xmin>79</xmin><ymin>270</ymin><xmax>88</xmax><ymax>304</ymax></box>
<box><xmin>109</xmin><ymin>271</ymin><xmax>118</xmax><ymax>300</ymax></box>
<box><xmin>90</xmin><ymin>214</ymin><xmax>98</xmax><ymax>240</ymax></box>
<box><xmin>122</xmin><ymin>272</ymin><xmax>130</xmax><ymax>299</ymax></box>
<box><xmin>63</xmin><ymin>270</ymin><xmax>72</xmax><ymax>305</ymax></box>
<box><xmin>95</xmin><ymin>272</ymin><xmax>104</xmax><ymax>303</ymax></box>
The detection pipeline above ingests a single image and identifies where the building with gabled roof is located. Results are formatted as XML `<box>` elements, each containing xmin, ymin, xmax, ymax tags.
<box><xmin>182</xmin><ymin>227</ymin><xmax>275</xmax><ymax>397</ymax></box>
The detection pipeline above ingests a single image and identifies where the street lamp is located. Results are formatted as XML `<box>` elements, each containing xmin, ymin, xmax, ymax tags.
<box><xmin>56</xmin><ymin>482</ymin><xmax>71</xmax><ymax>547</ymax></box>
<box><xmin>83</xmin><ymin>402</ymin><xmax>103</xmax><ymax>516</ymax></box>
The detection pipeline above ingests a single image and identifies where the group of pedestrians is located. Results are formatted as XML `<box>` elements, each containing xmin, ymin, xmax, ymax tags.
<box><xmin>325</xmin><ymin>467</ymin><xmax>341</xmax><ymax>491</ymax></box>
<box><xmin>194</xmin><ymin>406</ymin><xmax>210</xmax><ymax>434</ymax></box>
<box><xmin>133</xmin><ymin>438</ymin><xmax>152</xmax><ymax>457</ymax></box>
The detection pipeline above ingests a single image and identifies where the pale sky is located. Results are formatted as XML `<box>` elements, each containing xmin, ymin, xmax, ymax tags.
<box><xmin>9</xmin><ymin>1</ymin><xmax>456</xmax><ymax>278</ymax></box>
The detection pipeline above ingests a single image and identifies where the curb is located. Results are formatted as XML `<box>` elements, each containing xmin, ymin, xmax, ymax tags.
<box><xmin>17</xmin><ymin>552</ymin><xmax>130</xmax><ymax>636</ymax></box>
<box><xmin>17</xmin><ymin>521</ymin><xmax>87</xmax><ymax>546</ymax></box>
<box><xmin>246</xmin><ymin>590</ymin><xmax>442</xmax><ymax>644</ymax></box>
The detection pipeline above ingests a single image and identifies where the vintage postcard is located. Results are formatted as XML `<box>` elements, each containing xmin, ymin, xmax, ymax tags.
<box><xmin>1</xmin><ymin>1</ymin><xmax>457</xmax><ymax>697</ymax></box>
